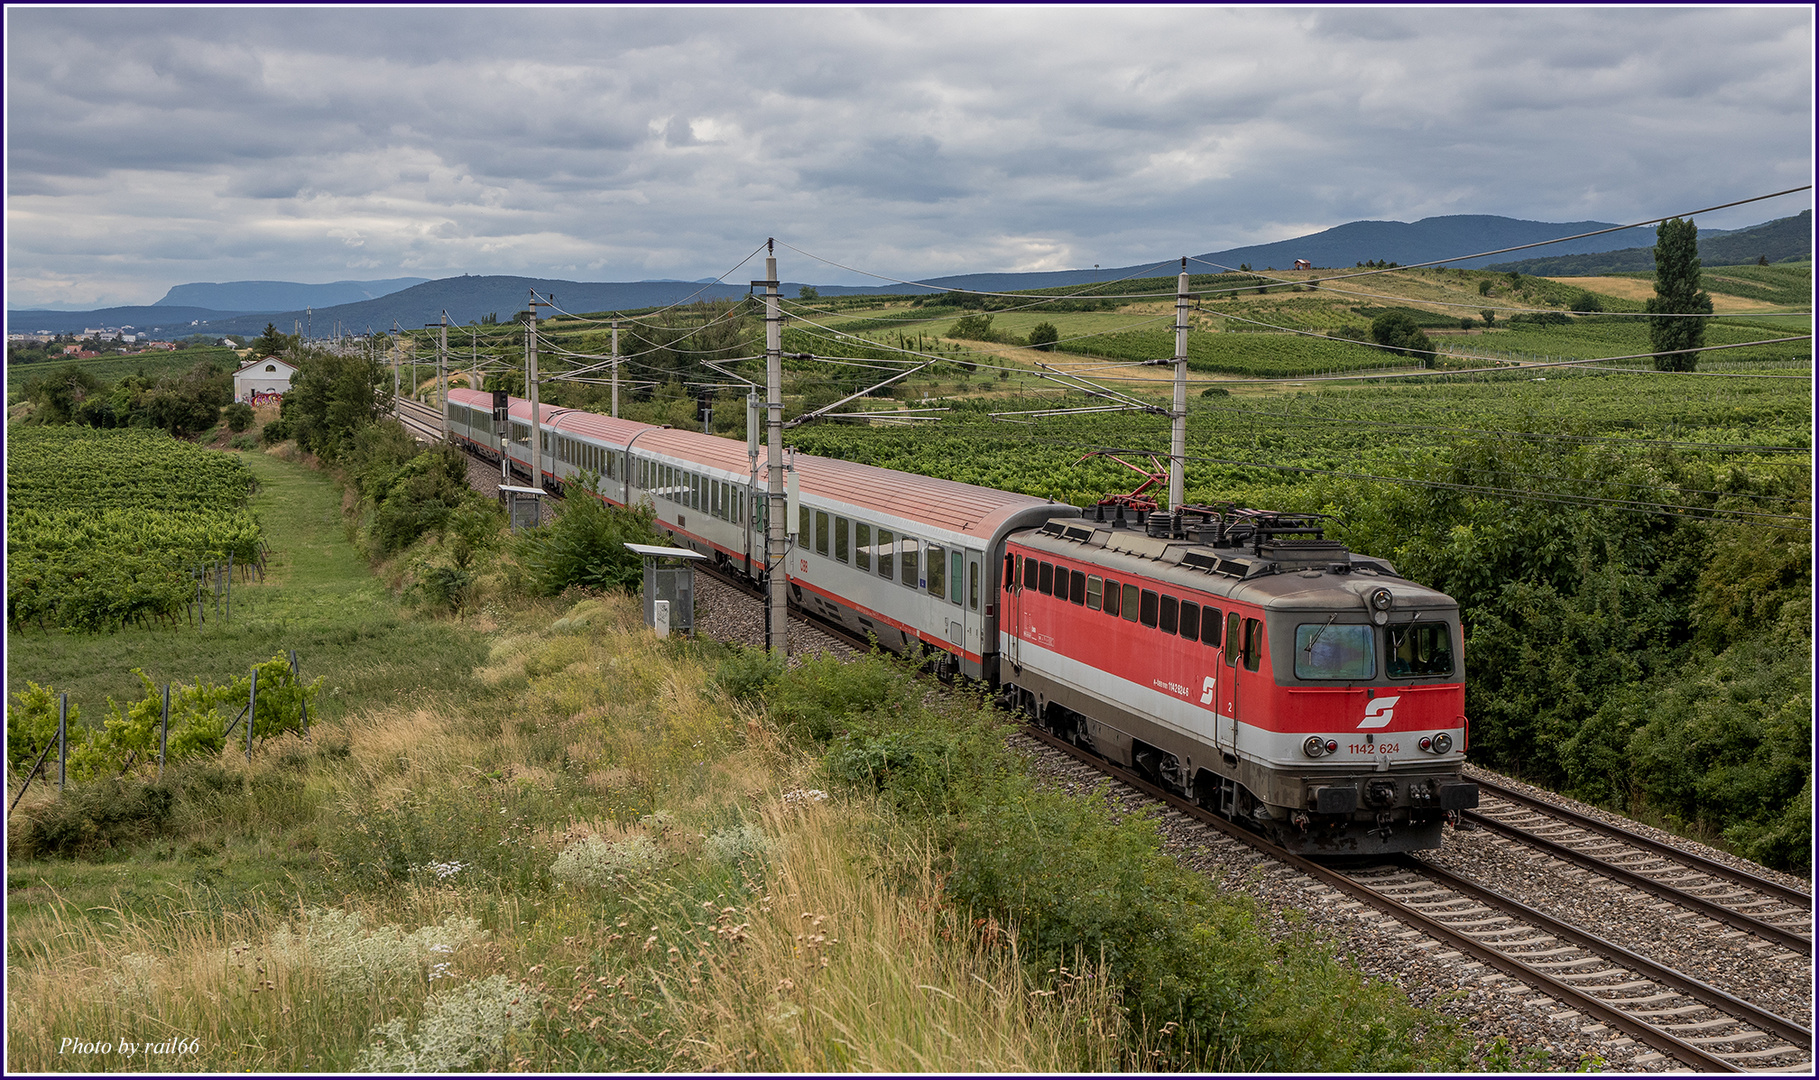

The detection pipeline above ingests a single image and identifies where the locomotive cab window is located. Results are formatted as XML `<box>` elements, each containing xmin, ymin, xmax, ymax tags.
<box><xmin>1224</xmin><ymin>612</ymin><xmax>1241</xmax><ymax>663</ymax></box>
<box><xmin>1294</xmin><ymin>623</ymin><xmax>1376</xmax><ymax>680</ymax></box>
<box><xmin>1242</xmin><ymin>618</ymin><xmax>1264</xmax><ymax>672</ymax></box>
<box><xmin>1387</xmin><ymin>622</ymin><xmax>1455</xmax><ymax>678</ymax></box>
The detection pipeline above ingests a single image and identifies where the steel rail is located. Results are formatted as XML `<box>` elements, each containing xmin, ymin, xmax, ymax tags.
<box><xmin>1463</xmin><ymin>809</ymin><xmax>1812</xmax><ymax>953</ymax></box>
<box><xmin>1016</xmin><ymin>724</ymin><xmax>1808</xmax><ymax>1073</ymax></box>
<box><xmin>1469</xmin><ymin>775</ymin><xmax>1813</xmax><ymax>909</ymax></box>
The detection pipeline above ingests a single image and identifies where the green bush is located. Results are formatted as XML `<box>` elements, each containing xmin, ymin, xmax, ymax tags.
<box><xmin>224</xmin><ymin>402</ymin><xmax>255</xmax><ymax>433</ymax></box>
<box><xmin>514</xmin><ymin>495</ymin><xmax>662</xmax><ymax>597</ymax></box>
<box><xmin>1026</xmin><ymin>322</ymin><xmax>1060</xmax><ymax>351</ymax></box>
<box><xmin>709</xmin><ymin>646</ymin><xmax>785</xmax><ymax>704</ymax></box>
<box><xmin>10</xmin><ymin>778</ymin><xmax>177</xmax><ymax>859</ymax></box>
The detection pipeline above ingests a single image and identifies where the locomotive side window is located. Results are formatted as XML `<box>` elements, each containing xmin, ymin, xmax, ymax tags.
<box><xmin>1004</xmin><ymin>552</ymin><xmax>1015</xmax><ymax>589</ymax></box>
<box><xmin>1180</xmin><ymin>601</ymin><xmax>1199</xmax><ymax>641</ymax></box>
<box><xmin>879</xmin><ymin>530</ymin><xmax>895</xmax><ymax>578</ymax></box>
<box><xmin>1242</xmin><ymin>618</ymin><xmax>1264</xmax><ymax>672</ymax></box>
<box><xmin>1023</xmin><ymin>556</ymin><xmax>1039</xmax><ymax>590</ymax></box>
<box><xmin>1038</xmin><ymin>561</ymin><xmax>1054</xmax><ymax>596</ymax></box>
<box><xmin>1159</xmin><ymin>595</ymin><xmax>1178</xmax><ymax>634</ymax></box>
<box><xmin>815</xmin><ymin>511</ymin><xmax>830</xmax><ymax>556</ymax></box>
<box><xmin>835</xmin><ymin>517</ymin><xmax>850</xmax><ymax>563</ymax></box>
<box><xmin>1387</xmin><ymin>622</ymin><xmax>1455</xmax><ymax>678</ymax></box>
<box><xmin>1139</xmin><ymin>590</ymin><xmax>1159</xmax><ymax>628</ymax></box>
<box><xmin>1122</xmin><ymin>584</ymin><xmax>1140</xmax><ymax>623</ymax></box>
<box><xmin>1225</xmin><ymin>612</ymin><xmax>1241</xmax><ymax>663</ymax></box>
<box><xmin>1102</xmin><ymin>577</ymin><xmax>1120</xmax><ymax>616</ymax></box>
<box><xmin>927</xmin><ymin>544</ymin><xmax>946</xmax><ymax>598</ymax></box>
<box><xmin>857</xmin><ymin>524</ymin><xmax>872</xmax><ymax>571</ymax></box>
<box><xmin>901</xmin><ymin>538</ymin><xmax>920</xmax><ymax>587</ymax></box>
<box><xmin>1086</xmin><ymin>575</ymin><xmax>1103</xmax><ymax>610</ymax></box>
<box><xmin>1295</xmin><ymin>623</ymin><xmax>1376</xmax><ymax>680</ymax></box>
<box><xmin>1069</xmin><ymin>570</ymin><xmax>1086</xmax><ymax>606</ymax></box>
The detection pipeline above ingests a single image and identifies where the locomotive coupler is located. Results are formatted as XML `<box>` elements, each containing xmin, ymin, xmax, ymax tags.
<box><xmin>1445</xmin><ymin>810</ymin><xmax>1477</xmax><ymax>831</ymax></box>
<box><xmin>1374</xmin><ymin>812</ymin><xmax>1394</xmax><ymax>842</ymax></box>
<box><xmin>1290</xmin><ymin>810</ymin><xmax>1309</xmax><ymax>833</ymax></box>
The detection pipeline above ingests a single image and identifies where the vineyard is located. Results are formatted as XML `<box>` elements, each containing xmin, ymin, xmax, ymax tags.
<box><xmin>6</xmin><ymin>429</ymin><xmax>264</xmax><ymax>633</ymax></box>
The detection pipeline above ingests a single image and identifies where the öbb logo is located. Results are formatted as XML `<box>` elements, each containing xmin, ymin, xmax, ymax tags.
<box><xmin>1358</xmin><ymin>696</ymin><xmax>1401</xmax><ymax>729</ymax></box>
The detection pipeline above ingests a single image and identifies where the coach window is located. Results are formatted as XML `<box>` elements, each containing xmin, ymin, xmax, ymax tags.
<box><xmin>1296</xmin><ymin>623</ymin><xmax>1375</xmax><ymax>680</ymax></box>
<box><xmin>815</xmin><ymin>511</ymin><xmax>830</xmax><ymax>556</ymax></box>
<box><xmin>799</xmin><ymin>506</ymin><xmax>810</xmax><ymax>543</ymax></box>
<box><xmin>1103</xmin><ymin>577</ymin><xmax>1120</xmax><ymax>617</ymax></box>
<box><xmin>856</xmin><ymin>524</ymin><xmax>872</xmax><ymax>571</ymax></box>
<box><xmin>834</xmin><ymin>517</ymin><xmax>849</xmax><ymax>562</ymax></box>
<box><xmin>1180</xmin><ymin>601</ymin><xmax>1199</xmax><ymax>641</ymax></box>
<box><xmin>969</xmin><ymin>558</ymin><xmax>980</xmax><ymax>610</ymax></box>
<box><xmin>695</xmin><ymin>474</ymin><xmax>704</xmax><ymax>512</ymax></box>
<box><xmin>1242</xmin><ymin>618</ymin><xmax>1264</xmax><ymax>672</ymax></box>
<box><xmin>1086</xmin><ymin>575</ymin><xmax>1103</xmax><ymax>611</ymax></box>
<box><xmin>1201</xmin><ymin>609</ymin><xmax>1222</xmax><ymax>647</ymax></box>
<box><xmin>927</xmin><ymin>544</ymin><xmax>946</xmax><ymax>598</ymax></box>
<box><xmin>1224</xmin><ymin>612</ymin><xmax>1242</xmax><ymax>664</ymax></box>
<box><xmin>901</xmin><ymin>538</ymin><xmax>920</xmax><ymax>588</ymax></box>
<box><xmin>1139</xmin><ymin>589</ymin><xmax>1160</xmax><ymax>629</ymax></box>
<box><xmin>952</xmin><ymin>551</ymin><xmax>965</xmax><ymax>605</ymax></box>
<box><xmin>1037</xmin><ymin>561</ymin><xmax>1054</xmax><ymax>596</ymax></box>
<box><xmin>878</xmin><ymin>530</ymin><xmax>895</xmax><ymax>579</ymax></box>
<box><xmin>1069</xmin><ymin>569</ymin><xmax>1086</xmax><ymax>606</ymax></box>
<box><xmin>1122</xmin><ymin>584</ymin><xmax>1140</xmax><ymax>623</ymax></box>
<box><xmin>1159</xmin><ymin>595</ymin><xmax>1178</xmax><ymax>634</ymax></box>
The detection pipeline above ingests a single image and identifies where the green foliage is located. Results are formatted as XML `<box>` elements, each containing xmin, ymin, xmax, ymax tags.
<box><xmin>1568</xmin><ymin>290</ymin><xmax>1604</xmax><ymax>314</ymax></box>
<box><xmin>1648</xmin><ymin>217</ymin><xmax>1713</xmax><ymax>371</ymax></box>
<box><xmin>1479</xmin><ymin>279</ymin><xmax>1494</xmax><ymax>296</ymax></box>
<box><xmin>1026</xmin><ymin>321</ymin><xmax>1060</xmax><ymax>351</ymax></box>
<box><xmin>9</xmin><ymin>778</ymin><xmax>177</xmax><ymax>859</ymax></box>
<box><xmin>1369</xmin><ymin>310</ymin><xmax>1435</xmax><ymax>365</ymax></box>
<box><xmin>284</xmin><ymin>348</ymin><xmax>392</xmax><ymax>461</ymax></box>
<box><xmin>948</xmin><ymin>312</ymin><xmax>1002</xmax><ymax>343</ymax></box>
<box><xmin>708</xmin><ymin>646</ymin><xmax>785</xmax><ymax>704</ymax></box>
<box><xmin>514</xmin><ymin>495</ymin><xmax>663</xmax><ymax>597</ymax></box>
<box><xmin>1506</xmin><ymin>310</ymin><xmax>1570</xmax><ymax>327</ymax></box>
<box><xmin>1480</xmin><ymin>309</ymin><xmax>1495</xmax><ymax>327</ymax></box>
<box><xmin>223</xmin><ymin>401</ymin><xmax>255</xmax><ymax>432</ymax></box>
<box><xmin>6</xmin><ymin>428</ymin><xmax>262</xmax><ymax>632</ymax></box>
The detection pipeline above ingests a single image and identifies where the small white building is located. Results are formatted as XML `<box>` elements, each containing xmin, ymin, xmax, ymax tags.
<box><xmin>233</xmin><ymin>356</ymin><xmax>299</xmax><ymax>404</ymax></box>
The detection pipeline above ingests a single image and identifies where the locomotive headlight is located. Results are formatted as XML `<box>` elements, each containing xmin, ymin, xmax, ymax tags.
<box><xmin>1432</xmin><ymin>732</ymin><xmax>1454</xmax><ymax>754</ymax></box>
<box><xmin>1303</xmin><ymin>736</ymin><xmax>1329</xmax><ymax>758</ymax></box>
<box><xmin>1369</xmin><ymin>587</ymin><xmax>1394</xmax><ymax>611</ymax></box>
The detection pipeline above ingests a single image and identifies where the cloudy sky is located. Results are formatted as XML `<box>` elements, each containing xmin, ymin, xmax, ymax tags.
<box><xmin>5</xmin><ymin>5</ymin><xmax>1812</xmax><ymax>309</ymax></box>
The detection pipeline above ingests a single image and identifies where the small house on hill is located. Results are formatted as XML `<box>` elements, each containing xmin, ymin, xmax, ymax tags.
<box><xmin>1293</xmin><ymin>259</ymin><xmax>1313</xmax><ymax>270</ymax></box>
<box><xmin>234</xmin><ymin>356</ymin><xmax>298</xmax><ymax>404</ymax></box>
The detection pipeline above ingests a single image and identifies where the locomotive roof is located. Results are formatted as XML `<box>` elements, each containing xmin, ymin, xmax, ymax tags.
<box><xmin>1013</xmin><ymin>516</ymin><xmax>1457</xmax><ymax>612</ymax></box>
<box><xmin>453</xmin><ymin>388</ymin><xmax>1071</xmax><ymax>541</ymax></box>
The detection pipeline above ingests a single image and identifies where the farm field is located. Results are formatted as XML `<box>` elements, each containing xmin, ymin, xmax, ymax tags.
<box><xmin>4</xmin><ymin>346</ymin><xmax>245</xmax><ymax>400</ymax></box>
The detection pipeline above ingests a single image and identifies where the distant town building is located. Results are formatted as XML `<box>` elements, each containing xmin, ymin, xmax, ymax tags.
<box><xmin>233</xmin><ymin>355</ymin><xmax>299</xmax><ymax>403</ymax></box>
<box><xmin>1293</xmin><ymin>259</ymin><xmax>1312</xmax><ymax>271</ymax></box>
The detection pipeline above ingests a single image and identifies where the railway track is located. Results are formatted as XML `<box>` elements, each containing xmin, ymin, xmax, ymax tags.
<box><xmin>1463</xmin><ymin>778</ymin><xmax>1813</xmax><ymax>955</ymax></box>
<box><xmin>1015</xmin><ymin>727</ymin><xmax>1813</xmax><ymax>1073</ymax></box>
<box><xmin>391</xmin><ymin>397</ymin><xmax>445</xmax><ymax>443</ymax></box>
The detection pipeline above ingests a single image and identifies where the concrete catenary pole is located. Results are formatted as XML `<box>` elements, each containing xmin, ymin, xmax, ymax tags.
<box><xmin>757</xmin><ymin>241</ymin><xmax>787</xmax><ymax>655</ymax></box>
<box><xmin>1169</xmin><ymin>257</ymin><xmax>1190</xmax><ymax>514</ymax></box>
<box><xmin>527</xmin><ymin>295</ymin><xmax>543</xmax><ymax>489</ymax></box>
<box><xmin>438</xmin><ymin>312</ymin><xmax>449</xmax><ymax>437</ymax></box>
<box><xmin>611</xmin><ymin>320</ymin><xmax>621</xmax><ymax>418</ymax></box>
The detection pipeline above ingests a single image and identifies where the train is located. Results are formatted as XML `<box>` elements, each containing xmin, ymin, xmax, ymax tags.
<box><xmin>443</xmin><ymin>387</ymin><xmax>1478</xmax><ymax>855</ymax></box>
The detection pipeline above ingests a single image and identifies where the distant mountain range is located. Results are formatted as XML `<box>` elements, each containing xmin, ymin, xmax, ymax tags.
<box><xmin>155</xmin><ymin>277</ymin><xmax>430</xmax><ymax>311</ymax></box>
<box><xmin>10</xmin><ymin>212</ymin><xmax>1808</xmax><ymax>338</ymax></box>
<box><xmin>1483</xmin><ymin>210</ymin><xmax>1811</xmax><ymax>275</ymax></box>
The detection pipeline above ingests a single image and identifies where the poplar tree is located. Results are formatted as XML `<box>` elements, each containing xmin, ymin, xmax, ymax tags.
<box><xmin>1647</xmin><ymin>217</ymin><xmax>1712</xmax><ymax>371</ymax></box>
